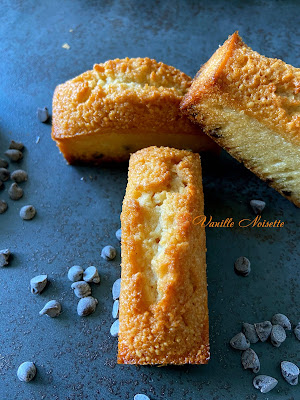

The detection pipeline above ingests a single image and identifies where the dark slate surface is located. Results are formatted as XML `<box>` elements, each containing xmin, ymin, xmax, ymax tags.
<box><xmin>0</xmin><ymin>1</ymin><xmax>299</xmax><ymax>399</ymax></box>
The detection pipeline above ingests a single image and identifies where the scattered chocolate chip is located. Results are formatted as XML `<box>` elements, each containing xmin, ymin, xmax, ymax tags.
<box><xmin>20</xmin><ymin>205</ymin><xmax>36</xmax><ymax>220</ymax></box>
<box><xmin>8</xmin><ymin>183</ymin><xmax>23</xmax><ymax>200</ymax></box>
<box><xmin>0</xmin><ymin>200</ymin><xmax>8</xmax><ymax>214</ymax></box>
<box><xmin>253</xmin><ymin>375</ymin><xmax>278</xmax><ymax>393</ymax></box>
<box><xmin>68</xmin><ymin>265</ymin><xmax>83</xmax><ymax>282</ymax></box>
<box><xmin>83</xmin><ymin>266</ymin><xmax>100</xmax><ymax>284</ymax></box>
<box><xmin>101</xmin><ymin>245</ymin><xmax>116</xmax><ymax>261</ymax></box>
<box><xmin>30</xmin><ymin>274</ymin><xmax>48</xmax><ymax>294</ymax></box>
<box><xmin>0</xmin><ymin>168</ymin><xmax>10</xmax><ymax>181</ymax></box>
<box><xmin>255</xmin><ymin>321</ymin><xmax>272</xmax><ymax>342</ymax></box>
<box><xmin>241</xmin><ymin>348</ymin><xmax>260</xmax><ymax>373</ymax></box>
<box><xmin>242</xmin><ymin>323</ymin><xmax>259</xmax><ymax>344</ymax></box>
<box><xmin>0</xmin><ymin>249</ymin><xmax>10</xmax><ymax>267</ymax></box>
<box><xmin>271</xmin><ymin>313</ymin><xmax>291</xmax><ymax>330</ymax></box>
<box><xmin>112</xmin><ymin>278</ymin><xmax>121</xmax><ymax>300</ymax></box>
<box><xmin>230</xmin><ymin>332</ymin><xmax>250</xmax><ymax>350</ymax></box>
<box><xmin>250</xmin><ymin>199</ymin><xmax>266</xmax><ymax>215</ymax></box>
<box><xmin>5</xmin><ymin>149</ymin><xmax>23</xmax><ymax>162</ymax></box>
<box><xmin>115</xmin><ymin>228</ymin><xmax>121</xmax><ymax>242</ymax></box>
<box><xmin>270</xmin><ymin>324</ymin><xmax>287</xmax><ymax>347</ymax></box>
<box><xmin>17</xmin><ymin>361</ymin><xmax>36</xmax><ymax>382</ymax></box>
<box><xmin>294</xmin><ymin>323</ymin><xmax>300</xmax><ymax>341</ymax></box>
<box><xmin>112</xmin><ymin>299</ymin><xmax>119</xmax><ymax>319</ymax></box>
<box><xmin>134</xmin><ymin>395</ymin><xmax>150</xmax><ymax>400</ymax></box>
<box><xmin>71</xmin><ymin>281</ymin><xmax>92</xmax><ymax>298</ymax></box>
<box><xmin>110</xmin><ymin>319</ymin><xmax>119</xmax><ymax>337</ymax></box>
<box><xmin>11</xmin><ymin>169</ymin><xmax>28</xmax><ymax>183</ymax></box>
<box><xmin>281</xmin><ymin>361</ymin><xmax>299</xmax><ymax>385</ymax></box>
<box><xmin>9</xmin><ymin>140</ymin><xmax>24</xmax><ymax>151</ymax></box>
<box><xmin>37</xmin><ymin>107</ymin><xmax>49</xmax><ymax>122</ymax></box>
<box><xmin>77</xmin><ymin>296</ymin><xmax>98</xmax><ymax>316</ymax></box>
<box><xmin>234</xmin><ymin>256</ymin><xmax>251</xmax><ymax>276</ymax></box>
<box><xmin>0</xmin><ymin>158</ymin><xmax>8</xmax><ymax>168</ymax></box>
<box><xmin>39</xmin><ymin>300</ymin><xmax>61</xmax><ymax>317</ymax></box>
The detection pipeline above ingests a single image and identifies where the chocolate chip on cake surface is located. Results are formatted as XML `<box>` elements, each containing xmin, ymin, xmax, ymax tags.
<box><xmin>250</xmin><ymin>199</ymin><xmax>266</xmax><ymax>215</ymax></box>
<box><xmin>11</xmin><ymin>169</ymin><xmax>28</xmax><ymax>183</ymax></box>
<box><xmin>68</xmin><ymin>265</ymin><xmax>83</xmax><ymax>282</ymax></box>
<box><xmin>5</xmin><ymin>149</ymin><xmax>23</xmax><ymax>162</ymax></box>
<box><xmin>0</xmin><ymin>168</ymin><xmax>10</xmax><ymax>181</ymax></box>
<box><xmin>8</xmin><ymin>183</ymin><xmax>23</xmax><ymax>200</ymax></box>
<box><xmin>20</xmin><ymin>205</ymin><xmax>36</xmax><ymax>220</ymax></box>
<box><xmin>271</xmin><ymin>313</ymin><xmax>291</xmax><ymax>330</ymax></box>
<box><xmin>17</xmin><ymin>361</ymin><xmax>36</xmax><ymax>382</ymax></box>
<box><xmin>242</xmin><ymin>322</ymin><xmax>259</xmax><ymax>344</ymax></box>
<box><xmin>253</xmin><ymin>375</ymin><xmax>278</xmax><ymax>393</ymax></box>
<box><xmin>0</xmin><ymin>200</ymin><xmax>8</xmax><ymax>214</ymax></box>
<box><xmin>230</xmin><ymin>332</ymin><xmax>250</xmax><ymax>350</ymax></box>
<box><xmin>270</xmin><ymin>324</ymin><xmax>287</xmax><ymax>347</ymax></box>
<box><xmin>254</xmin><ymin>321</ymin><xmax>272</xmax><ymax>342</ymax></box>
<box><xmin>281</xmin><ymin>361</ymin><xmax>299</xmax><ymax>386</ymax></box>
<box><xmin>9</xmin><ymin>140</ymin><xmax>24</xmax><ymax>151</ymax></box>
<box><xmin>241</xmin><ymin>348</ymin><xmax>260</xmax><ymax>373</ymax></box>
<box><xmin>234</xmin><ymin>256</ymin><xmax>251</xmax><ymax>276</ymax></box>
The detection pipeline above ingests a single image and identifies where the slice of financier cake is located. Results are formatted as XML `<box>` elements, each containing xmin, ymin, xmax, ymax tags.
<box><xmin>118</xmin><ymin>146</ymin><xmax>209</xmax><ymax>365</ymax></box>
<box><xmin>51</xmin><ymin>58</ymin><xmax>218</xmax><ymax>164</ymax></box>
<box><xmin>180</xmin><ymin>32</ymin><xmax>300</xmax><ymax>207</ymax></box>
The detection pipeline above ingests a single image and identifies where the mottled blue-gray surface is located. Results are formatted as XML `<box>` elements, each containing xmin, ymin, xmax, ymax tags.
<box><xmin>0</xmin><ymin>1</ymin><xmax>299</xmax><ymax>399</ymax></box>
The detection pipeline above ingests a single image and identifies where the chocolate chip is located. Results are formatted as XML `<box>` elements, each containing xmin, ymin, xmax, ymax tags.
<box><xmin>8</xmin><ymin>183</ymin><xmax>23</xmax><ymax>200</ymax></box>
<box><xmin>71</xmin><ymin>281</ymin><xmax>92</xmax><ymax>298</ymax></box>
<box><xmin>0</xmin><ymin>200</ymin><xmax>8</xmax><ymax>214</ymax></box>
<box><xmin>112</xmin><ymin>299</ymin><xmax>119</xmax><ymax>319</ymax></box>
<box><xmin>0</xmin><ymin>249</ymin><xmax>10</xmax><ymax>267</ymax></box>
<box><xmin>30</xmin><ymin>275</ymin><xmax>48</xmax><ymax>294</ymax></box>
<box><xmin>0</xmin><ymin>158</ymin><xmax>8</xmax><ymax>168</ymax></box>
<box><xmin>83</xmin><ymin>266</ymin><xmax>100</xmax><ymax>284</ymax></box>
<box><xmin>37</xmin><ymin>107</ymin><xmax>49</xmax><ymax>122</ymax></box>
<box><xmin>242</xmin><ymin>322</ymin><xmax>259</xmax><ymax>344</ymax></box>
<box><xmin>101</xmin><ymin>245</ymin><xmax>116</xmax><ymax>261</ymax></box>
<box><xmin>234</xmin><ymin>256</ymin><xmax>251</xmax><ymax>276</ymax></box>
<box><xmin>110</xmin><ymin>319</ymin><xmax>119</xmax><ymax>337</ymax></box>
<box><xmin>250</xmin><ymin>199</ymin><xmax>266</xmax><ymax>215</ymax></box>
<box><xmin>9</xmin><ymin>140</ymin><xmax>24</xmax><ymax>151</ymax></box>
<box><xmin>294</xmin><ymin>323</ymin><xmax>300</xmax><ymax>341</ymax></box>
<box><xmin>112</xmin><ymin>278</ymin><xmax>121</xmax><ymax>300</ymax></box>
<box><xmin>39</xmin><ymin>300</ymin><xmax>61</xmax><ymax>317</ymax></box>
<box><xmin>253</xmin><ymin>375</ymin><xmax>278</xmax><ymax>393</ymax></box>
<box><xmin>5</xmin><ymin>149</ymin><xmax>23</xmax><ymax>162</ymax></box>
<box><xmin>0</xmin><ymin>168</ymin><xmax>10</xmax><ymax>182</ymax></box>
<box><xmin>254</xmin><ymin>321</ymin><xmax>272</xmax><ymax>342</ymax></box>
<box><xmin>270</xmin><ymin>324</ymin><xmax>286</xmax><ymax>347</ymax></box>
<box><xmin>11</xmin><ymin>169</ymin><xmax>28</xmax><ymax>183</ymax></box>
<box><xmin>77</xmin><ymin>296</ymin><xmax>98</xmax><ymax>316</ymax></box>
<box><xmin>241</xmin><ymin>348</ymin><xmax>260</xmax><ymax>373</ymax></box>
<box><xmin>134</xmin><ymin>395</ymin><xmax>150</xmax><ymax>400</ymax></box>
<box><xmin>17</xmin><ymin>361</ymin><xmax>36</xmax><ymax>382</ymax></box>
<box><xmin>115</xmin><ymin>228</ymin><xmax>121</xmax><ymax>242</ymax></box>
<box><xmin>230</xmin><ymin>332</ymin><xmax>250</xmax><ymax>350</ymax></box>
<box><xmin>281</xmin><ymin>361</ymin><xmax>299</xmax><ymax>385</ymax></box>
<box><xmin>68</xmin><ymin>265</ymin><xmax>83</xmax><ymax>282</ymax></box>
<box><xmin>271</xmin><ymin>313</ymin><xmax>291</xmax><ymax>330</ymax></box>
<box><xmin>20</xmin><ymin>205</ymin><xmax>36</xmax><ymax>220</ymax></box>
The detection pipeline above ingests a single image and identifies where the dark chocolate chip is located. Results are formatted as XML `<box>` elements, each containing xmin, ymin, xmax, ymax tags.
<box><xmin>9</xmin><ymin>140</ymin><xmax>24</xmax><ymax>150</ymax></box>
<box><xmin>230</xmin><ymin>332</ymin><xmax>250</xmax><ymax>350</ymax></box>
<box><xmin>250</xmin><ymin>199</ymin><xmax>266</xmax><ymax>215</ymax></box>
<box><xmin>11</xmin><ymin>169</ymin><xmax>28</xmax><ymax>183</ymax></box>
<box><xmin>5</xmin><ymin>149</ymin><xmax>23</xmax><ymax>162</ymax></box>
<box><xmin>293</xmin><ymin>323</ymin><xmax>300</xmax><ymax>341</ymax></box>
<box><xmin>270</xmin><ymin>324</ymin><xmax>286</xmax><ymax>347</ymax></box>
<box><xmin>241</xmin><ymin>348</ymin><xmax>260</xmax><ymax>373</ymax></box>
<box><xmin>254</xmin><ymin>321</ymin><xmax>272</xmax><ymax>342</ymax></box>
<box><xmin>37</xmin><ymin>107</ymin><xmax>49</xmax><ymax>122</ymax></box>
<box><xmin>234</xmin><ymin>256</ymin><xmax>251</xmax><ymax>276</ymax></box>
<box><xmin>281</xmin><ymin>361</ymin><xmax>299</xmax><ymax>386</ymax></box>
<box><xmin>0</xmin><ymin>249</ymin><xmax>10</xmax><ymax>267</ymax></box>
<box><xmin>242</xmin><ymin>322</ymin><xmax>259</xmax><ymax>343</ymax></box>
<box><xmin>0</xmin><ymin>158</ymin><xmax>8</xmax><ymax>168</ymax></box>
<box><xmin>271</xmin><ymin>313</ymin><xmax>291</xmax><ymax>330</ymax></box>
<box><xmin>253</xmin><ymin>375</ymin><xmax>278</xmax><ymax>393</ymax></box>
<box><xmin>8</xmin><ymin>183</ymin><xmax>23</xmax><ymax>200</ymax></box>
<box><xmin>0</xmin><ymin>168</ymin><xmax>10</xmax><ymax>182</ymax></box>
<box><xmin>0</xmin><ymin>200</ymin><xmax>8</xmax><ymax>214</ymax></box>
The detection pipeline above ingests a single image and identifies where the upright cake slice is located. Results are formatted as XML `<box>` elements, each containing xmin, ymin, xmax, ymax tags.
<box><xmin>181</xmin><ymin>32</ymin><xmax>300</xmax><ymax>207</ymax></box>
<box><xmin>118</xmin><ymin>146</ymin><xmax>209</xmax><ymax>365</ymax></box>
<box><xmin>52</xmin><ymin>58</ymin><xmax>217</xmax><ymax>164</ymax></box>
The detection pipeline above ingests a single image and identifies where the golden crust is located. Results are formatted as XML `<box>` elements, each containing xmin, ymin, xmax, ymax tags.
<box><xmin>51</xmin><ymin>57</ymin><xmax>217</xmax><ymax>164</ymax></box>
<box><xmin>118</xmin><ymin>146</ymin><xmax>209</xmax><ymax>365</ymax></box>
<box><xmin>181</xmin><ymin>32</ymin><xmax>300</xmax><ymax>207</ymax></box>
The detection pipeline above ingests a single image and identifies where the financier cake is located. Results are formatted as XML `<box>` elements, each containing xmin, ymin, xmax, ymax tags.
<box><xmin>118</xmin><ymin>146</ymin><xmax>209</xmax><ymax>365</ymax></box>
<box><xmin>180</xmin><ymin>32</ymin><xmax>300</xmax><ymax>207</ymax></box>
<box><xmin>52</xmin><ymin>58</ymin><xmax>217</xmax><ymax>164</ymax></box>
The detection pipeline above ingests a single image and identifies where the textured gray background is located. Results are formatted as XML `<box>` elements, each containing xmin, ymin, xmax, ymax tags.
<box><xmin>0</xmin><ymin>0</ymin><xmax>299</xmax><ymax>399</ymax></box>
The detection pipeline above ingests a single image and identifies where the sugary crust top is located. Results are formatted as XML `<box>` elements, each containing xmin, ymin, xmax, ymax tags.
<box><xmin>52</xmin><ymin>57</ymin><xmax>203</xmax><ymax>139</ymax></box>
<box><xmin>181</xmin><ymin>32</ymin><xmax>300</xmax><ymax>146</ymax></box>
<box><xmin>118</xmin><ymin>146</ymin><xmax>209</xmax><ymax>365</ymax></box>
